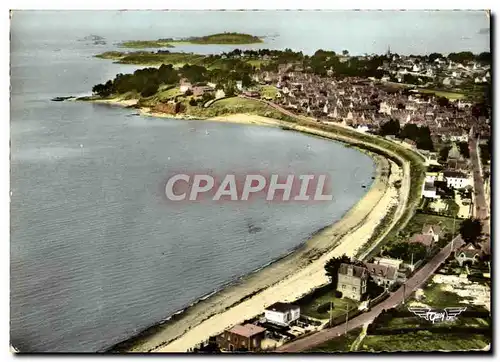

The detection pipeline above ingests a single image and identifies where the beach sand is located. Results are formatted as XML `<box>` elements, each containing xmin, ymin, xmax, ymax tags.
<box><xmin>80</xmin><ymin>101</ymin><xmax>411</xmax><ymax>353</ymax></box>
<box><xmin>100</xmin><ymin>113</ymin><xmax>408</xmax><ymax>353</ymax></box>
<box><xmin>150</xmin><ymin>158</ymin><xmax>401</xmax><ymax>353</ymax></box>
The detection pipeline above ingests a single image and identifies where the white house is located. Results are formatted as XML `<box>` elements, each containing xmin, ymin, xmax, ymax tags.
<box><xmin>443</xmin><ymin>170</ymin><xmax>470</xmax><ymax>189</ymax></box>
<box><xmin>236</xmin><ymin>80</ymin><xmax>243</xmax><ymax>91</ymax></box>
<box><xmin>373</xmin><ymin>257</ymin><xmax>403</xmax><ymax>271</ymax></box>
<box><xmin>454</xmin><ymin>243</ymin><xmax>482</xmax><ymax>266</ymax></box>
<box><xmin>421</xmin><ymin>224</ymin><xmax>443</xmax><ymax>242</ymax></box>
<box><xmin>264</xmin><ymin>302</ymin><xmax>300</xmax><ymax>327</ymax></box>
<box><xmin>422</xmin><ymin>181</ymin><xmax>438</xmax><ymax>199</ymax></box>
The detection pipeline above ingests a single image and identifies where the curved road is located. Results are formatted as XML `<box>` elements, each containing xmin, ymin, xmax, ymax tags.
<box><xmin>276</xmin><ymin>236</ymin><xmax>464</xmax><ymax>352</ymax></box>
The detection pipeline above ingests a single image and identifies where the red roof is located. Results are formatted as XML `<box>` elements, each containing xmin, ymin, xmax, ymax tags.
<box><xmin>228</xmin><ymin>324</ymin><xmax>266</xmax><ymax>338</ymax></box>
<box><xmin>409</xmin><ymin>233</ymin><xmax>434</xmax><ymax>247</ymax></box>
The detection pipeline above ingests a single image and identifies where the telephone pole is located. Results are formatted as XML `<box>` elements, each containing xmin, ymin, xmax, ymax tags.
<box><xmin>345</xmin><ymin>303</ymin><xmax>349</xmax><ymax>335</ymax></box>
<box><xmin>451</xmin><ymin>214</ymin><xmax>456</xmax><ymax>252</ymax></box>
<box><xmin>329</xmin><ymin>301</ymin><xmax>333</xmax><ymax>327</ymax></box>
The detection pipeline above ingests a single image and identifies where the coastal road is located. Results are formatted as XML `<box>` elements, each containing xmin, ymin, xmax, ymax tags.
<box><xmin>276</xmin><ymin>236</ymin><xmax>465</xmax><ymax>352</ymax></box>
<box><xmin>468</xmin><ymin>134</ymin><xmax>490</xmax><ymax>236</ymax></box>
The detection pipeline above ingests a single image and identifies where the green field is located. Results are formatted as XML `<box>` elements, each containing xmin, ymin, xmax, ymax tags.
<box><xmin>308</xmin><ymin>328</ymin><xmax>363</xmax><ymax>352</ymax></box>
<box><xmin>359</xmin><ymin>331</ymin><xmax>489</xmax><ymax>352</ymax></box>
<box><xmin>297</xmin><ymin>289</ymin><xmax>358</xmax><ymax>320</ymax></box>
<box><xmin>185</xmin><ymin>97</ymin><xmax>295</xmax><ymax>122</ymax></box>
<box><xmin>416</xmin><ymin>88</ymin><xmax>466</xmax><ymax>100</ymax></box>
<box><xmin>416</xmin><ymin>281</ymin><xmax>473</xmax><ymax>307</ymax></box>
<box><xmin>258</xmin><ymin>85</ymin><xmax>279</xmax><ymax>100</ymax></box>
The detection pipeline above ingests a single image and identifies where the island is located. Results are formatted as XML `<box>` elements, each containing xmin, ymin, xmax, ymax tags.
<box><xmin>119</xmin><ymin>32</ymin><xmax>263</xmax><ymax>48</ymax></box>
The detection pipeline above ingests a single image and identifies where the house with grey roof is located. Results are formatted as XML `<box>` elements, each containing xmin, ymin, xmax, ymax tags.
<box><xmin>364</xmin><ymin>262</ymin><xmax>398</xmax><ymax>289</ymax></box>
<box><xmin>337</xmin><ymin>263</ymin><xmax>368</xmax><ymax>301</ymax></box>
<box><xmin>454</xmin><ymin>243</ymin><xmax>482</xmax><ymax>266</ymax></box>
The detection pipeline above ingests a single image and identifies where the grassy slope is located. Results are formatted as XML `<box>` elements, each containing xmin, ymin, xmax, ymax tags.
<box><xmin>308</xmin><ymin>328</ymin><xmax>362</xmax><ymax>352</ymax></box>
<box><xmin>297</xmin><ymin>290</ymin><xmax>358</xmax><ymax>320</ymax></box>
<box><xmin>360</xmin><ymin>331</ymin><xmax>489</xmax><ymax>352</ymax></box>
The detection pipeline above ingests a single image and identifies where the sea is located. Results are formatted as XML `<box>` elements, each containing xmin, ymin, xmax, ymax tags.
<box><xmin>10</xmin><ymin>10</ymin><xmax>489</xmax><ymax>352</ymax></box>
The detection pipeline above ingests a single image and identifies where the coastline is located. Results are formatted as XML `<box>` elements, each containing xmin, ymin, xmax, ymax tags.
<box><xmin>86</xmin><ymin>98</ymin><xmax>408</xmax><ymax>353</ymax></box>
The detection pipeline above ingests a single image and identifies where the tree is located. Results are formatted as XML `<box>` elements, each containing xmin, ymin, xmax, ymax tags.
<box><xmin>140</xmin><ymin>81</ymin><xmax>159</xmax><ymax>97</ymax></box>
<box><xmin>439</xmin><ymin>145</ymin><xmax>451</xmax><ymax>162</ymax></box>
<box><xmin>379</xmin><ymin>119</ymin><xmax>400</xmax><ymax>136</ymax></box>
<box><xmin>428</xmin><ymin>52</ymin><xmax>443</xmax><ymax>62</ymax></box>
<box><xmin>324</xmin><ymin>254</ymin><xmax>351</xmax><ymax>288</ymax></box>
<box><xmin>459</xmin><ymin>218</ymin><xmax>483</xmax><ymax>244</ymax></box>
<box><xmin>342</xmin><ymin>50</ymin><xmax>349</xmax><ymax>56</ymax></box>
<box><xmin>185</xmin><ymin>89</ymin><xmax>193</xmax><ymax>96</ymax></box>
<box><xmin>436</xmin><ymin>96</ymin><xmax>450</xmax><ymax>108</ymax></box>
<box><xmin>384</xmin><ymin>242</ymin><xmax>427</xmax><ymax>263</ymax></box>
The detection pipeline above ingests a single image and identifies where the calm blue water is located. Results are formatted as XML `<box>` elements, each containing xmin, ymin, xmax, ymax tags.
<box><xmin>10</xmin><ymin>10</ymin><xmax>488</xmax><ymax>352</ymax></box>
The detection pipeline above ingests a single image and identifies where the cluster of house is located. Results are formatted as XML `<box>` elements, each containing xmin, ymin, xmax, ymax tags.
<box><xmin>337</xmin><ymin>224</ymin><xmax>446</xmax><ymax>301</ymax></box>
<box><xmin>254</xmin><ymin>65</ymin><xmax>489</xmax><ymax>141</ymax></box>
<box><xmin>378</xmin><ymin>54</ymin><xmax>491</xmax><ymax>87</ymax></box>
<box><xmin>422</xmin><ymin>143</ymin><xmax>472</xmax><ymax>199</ymax></box>
<box><xmin>214</xmin><ymin>302</ymin><xmax>301</xmax><ymax>352</ymax></box>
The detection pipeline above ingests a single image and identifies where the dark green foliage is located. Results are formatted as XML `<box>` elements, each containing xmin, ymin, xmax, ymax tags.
<box><xmin>457</xmin><ymin>142</ymin><xmax>470</xmax><ymax>158</ymax></box>
<box><xmin>324</xmin><ymin>254</ymin><xmax>351</xmax><ymax>288</ymax></box>
<box><xmin>384</xmin><ymin>242</ymin><xmax>427</xmax><ymax>263</ymax></box>
<box><xmin>92</xmin><ymin>80</ymin><xmax>114</xmax><ymax>97</ymax></box>
<box><xmin>141</xmin><ymin>82</ymin><xmax>159</xmax><ymax>97</ymax></box>
<box><xmin>439</xmin><ymin>145</ymin><xmax>451</xmax><ymax>162</ymax></box>
<box><xmin>379</xmin><ymin>119</ymin><xmax>401</xmax><ymax>136</ymax></box>
<box><xmin>447</xmin><ymin>51</ymin><xmax>475</xmax><ymax>63</ymax></box>
<box><xmin>479</xmin><ymin>138</ymin><xmax>491</xmax><ymax>165</ymax></box>
<box><xmin>428</xmin><ymin>53</ymin><xmax>443</xmax><ymax>62</ymax></box>
<box><xmin>459</xmin><ymin>218</ymin><xmax>483</xmax><ymax>244</ymax></box>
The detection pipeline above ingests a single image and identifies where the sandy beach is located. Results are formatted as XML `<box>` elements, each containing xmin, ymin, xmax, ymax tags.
<box><xmin>153</xmin><ymin>157</ymin><xmax>402</xmax><ymax>353</ymax></box>
<box><xmin>81</xmin><ymin>99</ymin><xmax>412</xmax><ymax>353</ymax></box>
<box><xmin>89</xmin><ymin>110</ymin><xmax>409</xmax><ymax>353</ymax></box>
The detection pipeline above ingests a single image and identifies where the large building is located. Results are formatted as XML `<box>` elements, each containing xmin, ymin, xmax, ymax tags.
<box><xmin>216</xmin><ymin>324</ymin><xmax>266</xmax><ymax>352</ymax></box>
<box><xmin>337</xmin><ymin>263</ymin><xmax>368</xmax><ymax>301</ymax></box>
<box><xmin>443</xmin><ymin>170</ymin><xmax>470</xmax><ymax>189</ymax></box>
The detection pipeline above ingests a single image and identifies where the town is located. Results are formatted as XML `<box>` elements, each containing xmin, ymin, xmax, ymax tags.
<box><xmin>90</xmin><ymin>46</ymin><xmax>491</xmax><ymax>354</ymax></box>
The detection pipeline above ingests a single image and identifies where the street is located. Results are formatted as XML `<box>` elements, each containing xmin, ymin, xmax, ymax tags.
<box><xmin>276</xmin><ymin>236</ymin><xmax>464</xmax><ymax>352</ymax></box>
<box><xmin>468</xmin><ymin>134</ymin><xmax>490</xmax><ymax>237</ymax></box>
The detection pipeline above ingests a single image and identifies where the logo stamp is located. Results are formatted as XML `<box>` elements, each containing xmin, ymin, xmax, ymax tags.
<box><xmin>408</xmin><ymin>307</ymin><xmax>467</xmax><ymax>323</ymax></box>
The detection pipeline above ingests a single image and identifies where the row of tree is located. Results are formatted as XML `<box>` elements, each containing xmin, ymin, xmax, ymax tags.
<box><xmin>378</xmin><ymin>119</ymin><xmax>434</xmax><ymax>151</ymax></box>
<box><xmin>92</xmin><ymin>62</ymin><xmax>255</xmax><ymax>99</ymax></box>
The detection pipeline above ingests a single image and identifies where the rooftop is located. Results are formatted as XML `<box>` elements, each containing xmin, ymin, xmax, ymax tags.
<box><xmin>364</xmin><ymin>262</ymin><xmax>397</xmax><ymax>279</ymax></box>
<box><xmin>228</xmin><ymin>324</ymin><xmax>266</xmax><ymax>338</ymax></box>
<box><xmin>265</xmin><ymin>302</ymin><xmax>299</xmax><ymax>313</ymax></box>
<box><xmin>409</xmin><ymin>233</ymin><xmax>434</xmax><ymax>247</ymax></box>
<box><xmin>338</xmin><ymin>263</ymin><xmax>368</xmax><ymax>278</ymax></box>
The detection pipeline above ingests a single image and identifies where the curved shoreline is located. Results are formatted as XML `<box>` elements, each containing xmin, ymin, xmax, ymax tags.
<box><xmin>151</xmin><ymin>140</ymin><xmax>400</xmax><ymax>353</ymax></box>
<box><xmin>78</xmin><ymin>98</ymin><xmax>422</xmax><ymax>353</ymax></box>
<box><xmin>83</xmin><ymin>100</ymin><xmax>410</xmax><ymax>353</ymax></box>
